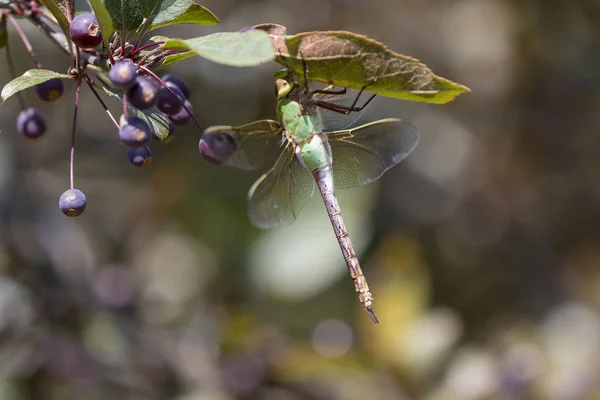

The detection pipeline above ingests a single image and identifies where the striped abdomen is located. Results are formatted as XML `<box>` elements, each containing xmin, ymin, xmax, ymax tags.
<box><xmin>312</xmin><ymin>165</ymin><xmax>379</xmax><ymax>324</ymax></box>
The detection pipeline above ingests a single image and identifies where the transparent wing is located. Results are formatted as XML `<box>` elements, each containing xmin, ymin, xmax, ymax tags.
<box><xmin>327</xmin><ymin>118</ymin><xmax>419</xmax><ymax>189</ymax></box>
<box><xmin>247</xmin><ymin>144</ymin><xmax>315</xmax><ymax>229</ymax></box>
<box><xmin>201</xmin><ymin>120</ymin><xmax>283</xmax><ymax>170</ymax></box>
<box><xmin>309</xmin><ymin>82</ymin><xmax>374</xmax><ymax>131</ymax></box>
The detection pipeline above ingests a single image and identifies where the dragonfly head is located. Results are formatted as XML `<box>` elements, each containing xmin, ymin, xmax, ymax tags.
<box><xmin>275</xmin><ymin>78</ymin><xmax>294</xmax><ymax>99</ymax></box>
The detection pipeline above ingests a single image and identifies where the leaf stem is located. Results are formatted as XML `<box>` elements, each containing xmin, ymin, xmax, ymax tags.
<box><xmin>70</xmin><ymin>79</ymin><xmax>82</xmax><ymax>190</ymax></box>
<box><xmin>138</xmin><ymin>65</ymin><xmax>203</xmax><ymax>131</ymax></box>
<box><xmin>83</xmin><ymin>75</ymin><xmax>120</xmax><ymax>129</ymax></box>
<box><xmin>7</xmin><ymin>14</ymin><xmax>42</xmax><ymax>68</ymax></box>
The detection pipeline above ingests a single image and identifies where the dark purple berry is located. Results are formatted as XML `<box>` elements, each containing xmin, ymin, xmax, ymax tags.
<box><xmin>17</xmin><ymin>108</ymin><xmax>46</xmax><ymax>138</ymax></box>
<box><xmin>127</xmin><ymin>76</ymin><xmax>159</xmax><ymax>110</ymax></box>
<box><xmin>119</xmin><ymin>117</ymin><xmax>151</xmax><ymax>146</ymax></box>
<box><xmin>153</xmin><ymin>118</ymin><xmax>175</xmax><ymax>142</ymax></box>
<box><xmin>162</xmin><ymin>74</ymin><xmax>190</xmax><ymax>99</ymax></box>
<box><xmin>69</xmin><ymin>12</ymin><xmax>102</xmax><ymax>49</ymax></box>
<box><xmin>59</xmin><ymin>189</ymin><xmax>87</xmax><ymax>217</ymax></box>
<box><xmin>199</xmin><ymin>130</ymin><xmax>237</xmax><ymax>165</ymax></box>
<box><xmin>35</xmin><ymin>78</ymin><xmax>64</xmax><ymax>102</ymax></box>
<box><xmin>109</xmin><ymin>61</ymin><xmax>137</xmax><ymax>89</ymax></box>
<box><xmin>169</xmin><ymin>100</ymin><xmax>192</xmax><ymax>126</ymax></box>
<box><xmin>156</xmin><ymin>85</ymin><xmax>185</xmax><ymax>115</ymax></box>
<box><xmin>127</xmin><ymin>146</ymin><xmax>152</xmax><ymax>167</ymax></box>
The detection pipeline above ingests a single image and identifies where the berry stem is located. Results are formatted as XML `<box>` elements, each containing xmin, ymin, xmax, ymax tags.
<box><xmin>70</xmin><ymin>79</ymin><xmax>82</xmax><ymax>190</ymax></box>
<box><xmin>136</xmin><ymin>46</ymin><xmax>164</xmax><ymax>66</ymax></box>
<box><xmin>74</xmin><ymin>46</ymin><xmax>81</xmax><ymax>72</ymax></box>
<box><xmin>7</xmin><ymin>14</ymin><xmax>42</xmax><ymax>68</ymax></box>
<box><xmin>5</xmin><ymin>39</ymin><xmax>27</xmax><ymax>110</ymax></box>
<box><xmin>83</xmin><ymin>75</ymin><xmax>120</xmax><ymax>129</ymax></box>
<box><xmin>145</xmin><ymin>49</ymin><xmax>178</xmax><ymax>69</ymax></box>
<box><xmin>131</xmin><ymin>40</ymin><xmax>164</xmax><ymax>57</ymax></box>
<box><xmin>138</xmin><ymin>65</ymin><xmax>203</xmax><ymax>131</ymax></box>
<box><xmin>104</xmin><ymin>40</ymin><xmax>115</xmax><ymax>65</ymax></box>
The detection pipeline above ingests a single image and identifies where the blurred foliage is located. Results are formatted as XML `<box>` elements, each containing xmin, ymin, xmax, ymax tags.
<box><xmin>1</xmin><ymin>0</ymin><xmax>600</xmax><ymax>399</ymax></box>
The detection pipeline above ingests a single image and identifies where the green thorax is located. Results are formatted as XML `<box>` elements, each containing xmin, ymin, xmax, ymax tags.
<box><xmin>277</xmin><ymin>97</ymin><xmax>324</xmax><ymax>144</ymax></box>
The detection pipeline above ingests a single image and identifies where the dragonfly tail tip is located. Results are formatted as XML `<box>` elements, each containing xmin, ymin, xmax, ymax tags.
<box><xmin>365</xmin><ymin>306</ymin><xmax>379</xmax><ymax>324</ymax></box>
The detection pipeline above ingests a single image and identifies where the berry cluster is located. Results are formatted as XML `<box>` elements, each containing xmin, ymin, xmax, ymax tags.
<box><xmin>3</xmin><ymin>4</ymin><xmax>200</xmax><ymax>217</ymax></box>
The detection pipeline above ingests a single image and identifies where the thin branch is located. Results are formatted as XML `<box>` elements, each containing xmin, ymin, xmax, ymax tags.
<box><xmin>83</xmin><ymin>75</ymin><xmax>120</xmax><ymax>129</ymax></box>
<box><xmin>7</xmin><ymin>14</ymin><xmax>42</xmax><ymax>68</ymax></box>
<box><xmin>5</xmin><ymin>40</ymin><xmax>27</xmax><ymax>110</ymax></box>
<box><xmin>138</xmin><ymin>65</ymin><xmax>203</xmax><ymax>131</ymax></box>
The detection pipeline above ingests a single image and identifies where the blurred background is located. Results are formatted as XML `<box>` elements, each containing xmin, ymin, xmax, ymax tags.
<box><xmin>1</xmin><ymin>0</ymin><xmax>600</xmax><ymax>398</ymax></box>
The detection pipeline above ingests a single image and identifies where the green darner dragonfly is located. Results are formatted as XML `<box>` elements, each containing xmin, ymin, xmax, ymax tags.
<box><xmin>199</xmin><ymin>69</ymin><xmax>419</xmax><ymax>323</ymax></box>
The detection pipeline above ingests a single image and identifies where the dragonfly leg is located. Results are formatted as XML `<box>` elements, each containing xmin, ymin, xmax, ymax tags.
<box><xmin>314</xmin><ymin>91</ymin><xmax>377</xmax><ymax>115</ymax></box>
<box><xmin>312</xmin><ymin>87</ymin><xmax>348</xmax><ymax>96</ymax></box>
<box><xmin>300</xmin><ymin>52</ymin><xmax>310</xmax><ymax>93</ymax></box>
<box><xmin>314</xmin><ymin>76</ymin><xmax>379</xmax><ymax>115</ymax></box>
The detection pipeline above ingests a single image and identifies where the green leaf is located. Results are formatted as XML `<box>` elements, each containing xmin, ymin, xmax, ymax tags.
<box><xmin>255</xmin><ymin>24</ymin><xmax>470</xmax><ymax>104</ymax></box>
<box><xmin>146</xmin><ymin>0</ymin><xmax>189</xmax><ymax>27</ymax></box>
<box><xmin>1</xmin><ymin>69</ymin><xmax>70</xmax><ymax>103</ymax></box>
<box><xmin>149</xmin><ymin>2</ymin><xmax>218</xmax><ymax>30</ymax></box>
<box><xmin>161</xmin><ymin>30</ymin><xmax>274</xmax><ymax>67</ymax></box>
<box><xmin>39</xmin><ymin>0</ymin><xmax>73</xmax><ymax>53</ymax></box>
<box><xmin>0</xmin><ymin>15</ymin><xmax>7</xmax><ymax>50</ymax></box>
<box><xmin>103</xmin><ymin>0</ymin><xmax>189</xmax><ymax>34</ymax></box>
<box><xmin>103</xmin><ymin>88</ymin><xmax>171</xmax><ymax>141</ymax></box>
<box><xmin>88</xmin><ymin>0</ymin><xmax>114</xmax><ymax>46</ymax></box>
<box><xmin>103</xmin><ymin>0</ymin><xmax>151</xmax><ymax>33</ymax></box>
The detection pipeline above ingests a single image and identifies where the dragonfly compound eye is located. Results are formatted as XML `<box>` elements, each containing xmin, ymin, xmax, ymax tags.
<box><xmin>199</xmin><ymin>130</ymin><xmax>237</xmax><ymax>165</ymax></box>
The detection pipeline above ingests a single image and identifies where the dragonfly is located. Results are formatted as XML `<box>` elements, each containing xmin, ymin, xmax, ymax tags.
<box><xmin>199</xmin><ymin>68</ymin><xmax>419</xmax><ymax>323</ymax></box>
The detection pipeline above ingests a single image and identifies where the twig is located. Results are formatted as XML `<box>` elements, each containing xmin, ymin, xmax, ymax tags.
<box><xmin>7</xmin><ymin>14</ymin><xmax>42</xmax><ymax>68</ymax></box>
<box><xmin>83</xmin><ymin>75</ymin><xmax>120</xmax><ymax>129</ymax></box>
<box><xmin>5</xmin><ymin>40</ymin><xmax>27</xmax><ymax>110</ymax></box>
